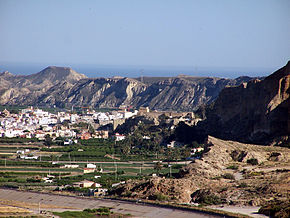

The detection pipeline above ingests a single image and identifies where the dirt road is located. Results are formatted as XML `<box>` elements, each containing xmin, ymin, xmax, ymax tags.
<box><xmin>0</xmin><ymin>188</ymin><xmax>220</xmax><ymax>218</ymax></box>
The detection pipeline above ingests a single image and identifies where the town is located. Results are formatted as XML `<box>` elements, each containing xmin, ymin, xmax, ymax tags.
<box><xmin>0</xmin><ymin>106</ymin><xmax>205</xmax><ymax>197</ymax></box>
<box><xmin>0</xmin><ymin>106</ymin><xmax>139</xmax><ymax>140</ymax></box>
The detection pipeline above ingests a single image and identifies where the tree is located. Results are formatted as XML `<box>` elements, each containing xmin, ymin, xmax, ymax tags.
<box><xmin>182</xmin><ymin>147</ymin><xmax>191</xmax><ymax>159</ymax></box>
<box><xmin>44</xmin><ymin>134</ymin><xmax>52</xmax><ymax>147</ymax></box>
<box><xmin>173</xmin><ymin>148</ymin><xmax>181</xmax><ymax>161</ymax></box>
<box><xmin>121</xmin><ymin>144</ymin><xmax>130</xmax><ymax>155</ymax></box>
<box><xmin>154</xmin><ymin>162</ymin><xmax>162</xmax><ymax>176</ymax></box>
<box><xmin>165</xmin><ymin>149</ymin><xmax>175</xmax><ymax>161</ymax></box>
<box><xmin>88</xmin><ymin>124</ymin><xmax>95</xmax><ymax>135</ymax></box>
<box><xmin>50</xmin><ymin>154</ymin><xmax>56</xmax><ymax>161</ymax></box>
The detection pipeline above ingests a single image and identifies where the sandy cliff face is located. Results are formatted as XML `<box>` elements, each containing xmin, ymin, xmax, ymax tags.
<box><xmin>201</xmin><ymin>61</ymin><xmax>290</xmax><ymax>144</ymax></box>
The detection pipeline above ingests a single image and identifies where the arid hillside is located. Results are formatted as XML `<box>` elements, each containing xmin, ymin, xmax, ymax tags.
<box><xmin>111</xmin><ymin>136</ymin><xmax>290</xmax><ymax>207</ymax></box>
<box><xmin>0</xmin><ymin>66</ymin><xmax>254</xmax><ymax>110</ymax></box>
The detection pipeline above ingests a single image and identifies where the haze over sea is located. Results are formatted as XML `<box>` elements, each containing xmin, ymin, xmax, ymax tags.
<box><xmin>0</xmin><ymin>62</ymin><xmax>276</xmax><ymax>79</ymax></box>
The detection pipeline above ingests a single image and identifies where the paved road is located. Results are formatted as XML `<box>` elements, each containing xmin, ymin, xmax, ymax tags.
<box><xmin>0</xmin><ymin>189</ymin><xmax>220</xmax><ymax>218</ymax></box>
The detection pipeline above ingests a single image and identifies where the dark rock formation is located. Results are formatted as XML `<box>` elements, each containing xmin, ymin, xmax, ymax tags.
<box><xmin>199</xmin><ymin>61</ymin><xmax>290</xmax><ymax>144</ymax></box>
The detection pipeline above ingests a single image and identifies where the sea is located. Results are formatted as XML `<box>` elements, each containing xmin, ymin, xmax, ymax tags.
<box><xmin>0</xmin><ymin>62</ymin><xmax>273</xmax><ymax>79</ymax></box>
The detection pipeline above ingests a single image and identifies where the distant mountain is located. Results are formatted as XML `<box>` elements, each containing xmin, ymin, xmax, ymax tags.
<box><xmin>25</xmin><ymin>66</ymin><xmax>87</xmax><ymax>85</ymax></box>
<box><xmin>0</xmin><ymin>66</ymin><xmax>255</xmax><ymax>110</ymax></box>
<box><xmin>199</xmin><ymin>61</ymin><xmax>290</xmax><ymax>144</ymax></box>
<box><xmin>0</xmin><ymin>66</ymin><xmax>87</xmax><ymax>105</ymax></box>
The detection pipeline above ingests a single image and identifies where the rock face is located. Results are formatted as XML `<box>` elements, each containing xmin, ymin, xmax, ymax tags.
<box><xmin>0</xmin><ymin>67</ymin><xmax>254</xmax><ymax>110</ymax></box>
<box><xmin>200</xmin><ymin>61</ymin><xmax>290</xmax><ymax>144</ymax></box>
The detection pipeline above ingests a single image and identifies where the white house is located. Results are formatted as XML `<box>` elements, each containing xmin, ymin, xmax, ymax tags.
<box><xmin>167</xmin><ymin>141</ymin><xmax>183</xmax><ymax>148</ymax></box>
<box><xmin>86</xmin><ymin>163</ymin><xmax>96</xmax><ymax>169</ymax></box>
<box><xmin>42</xmin><ymin>177</ymin><xmax>53</xmax><ymax>183</ymax></box>
<box><xmin>20</xmin><ymin>155</ymin><xmax>38</xmax><ymax>160</ymax></box>
<box><xmin>63</xmin><ymin>164</ymin><xmax>79</xmax><ymax>168</ymax></box>
<box><xmin>94</xmin><ymin>188</ymin><xmax>108</xmax><ymax>196</ymax></box>
<box><xmin>83</xmin><ymin>168</ymin><xmax>95</xmax><ymax>174</ymax></box>
<box><xmin>112</xmin><ymin>181</ymin><xmax>125</xmax><ymax>187</ymax></box>
<box><xmin>115</xmin><ymin>133</ymin><xmax>126</xmax><ymax>141</ymax></box>
<box><xmin>94</xmin><ymin>182</ymin><xmax>102</xmax><ymax>188</ymax></box>
<box><xmin>64</xmin><ymin>139</ymin><xmax>73</xmax><ymax>145</ymax></box>
<box><xmin>73</xmin><ymin>180</ymin><xmax>95</xmax><ymax>188</ymax></box>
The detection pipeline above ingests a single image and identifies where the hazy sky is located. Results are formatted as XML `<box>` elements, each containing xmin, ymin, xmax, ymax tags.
<box><xmin>0</xmin><ymin>0</ymin><xmax>289</xmax><ymax>77</ymax></box>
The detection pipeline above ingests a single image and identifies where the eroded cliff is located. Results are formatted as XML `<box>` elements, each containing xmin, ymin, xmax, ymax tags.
<box><xmin>200</xmin><ymin>61</ymin><xmax>290</xmax><ymax>144</ymax></box>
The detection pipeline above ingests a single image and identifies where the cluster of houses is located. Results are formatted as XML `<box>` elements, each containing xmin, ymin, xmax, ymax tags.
<box><xmin>0</xmin><ymin>107</ymin><xmax>137</xmax><ymax>141</ymax></box>
<box><xmin>40</xmin><ymin>172</ymin><xmax>109</xmax><ymax>196</ymax></box>
<box><xmin>72</xmin><ymin>180</ymin><xmax>108</xmax><ymax>196</ymax></box>
<box><xmin>72</xmin><ymin>179</ymin><xmax>126</xmax><ymax>197</ymax></box>
<box><xmin>42</xmin><ymin>174</ymin><xmax>55</xmax><ymax>183</ymax></box>
<box><xmin>0</xmin><ymin>106</ymin><xmax>202</xmax><ymax>144</ymax></box>
<box><xmin>16</xmin><ymin>149</ymin><xmax>39</xmax><ymax>160</ymax></box>
<box><xmin>39</xmin><ymin>162</ymin><xmax>127</xmax><ymax>196</ymax></box>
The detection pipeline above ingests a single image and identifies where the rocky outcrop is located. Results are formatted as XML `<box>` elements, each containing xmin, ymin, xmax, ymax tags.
<box><xmin>0</xmin><ymin>67</ymin><xmax>254</xmax><ymax>110</ymax></box>
<box><xmin>200</xmin><ymin>61</ymin><xmax>290</xmax><ymax>144</ymax></box>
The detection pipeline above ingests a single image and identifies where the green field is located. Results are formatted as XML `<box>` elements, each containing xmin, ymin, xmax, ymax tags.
<box><xmin>0</xmin><ymin>136</ymin><xmax>187</xmax><ymax>194</ymax></box>
<box><xmin>0</xmin><ymin>167</ymin><xmax>81</xmax><ymax>172</ymax></box>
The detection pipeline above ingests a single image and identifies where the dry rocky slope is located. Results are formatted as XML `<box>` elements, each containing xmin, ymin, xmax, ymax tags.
<box><xmin>199</xmin><ymin>61</ymin><xmax>290</xmax><ymax>144</ymax></box>
<box><xmin>111</xmin><ymin>136</ymin><xmax>290</xmax><ymax>207</ymax></box>
<box><xmin>0</xmin><ymin>66</ymin><xmax>254</xmax><ymax>110</ymax></box>
<box><xmin>0</xmin><ymin>66</ymin><xmax>87</xmax><ymax>106</ymax></box>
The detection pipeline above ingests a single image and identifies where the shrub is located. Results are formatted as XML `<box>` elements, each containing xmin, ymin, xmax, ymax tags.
<box><xmin>123</xmin><ymin>191</ymin><xmax>132</xmax><ymax>197</ymax></box>
<box><xmin>191</xmin><ymin>190</ymin><xmax>224</xmax><ymax>205</ymax></box>
<box><xmin>226</xmin><ymin>165</ymin><xmax>238</xmax><ymax>170</ymax></box>
<box><xmin>238</xmin><ymin>182</ymin><xmax>248</xmax><ymax>188</ymax></box>
<box><xmin>230</xmin><ymin>150</ymin><xmax>247</xmax><ymax>162</ymax></box>
<box><xmin>222</xmin><ymin>173</ymin><xmax>235</xmax><ymax>180</ymax></box>
<box><xmin>211</xmin><ymin>176</ymin><xmax>221</xmax><ymax>180</ymax></box>
<box><xmin>83</xmin><ymin>207</ymin><xmax>111</xmax><ymax>216</ymax></box>
<box><xmin>172</xmin><ymin>164</ymin><xmax>183</xmax><ymax>169</ymax></box>
<box><xmin>258</xmin><ymin>200</ymin><xmax>290</xmax><ymax>218</ymax></box>
<box><xmin>249</xmin><ymin>171</ymin><xmax>262</xmax><ymax>176</ymax></box>
<box><xmin>149</xmin><ymin>193</ymin><xmax>168</xmax><ymax>201</ymax></box>
<box><xmin>156</xmin><ymin>193</ymin><xmax>168</xmax><ymax>201</ymax></box>
<box><xmin>202</xmin><ymin>194</ymin><xmax>223</xmax><ymax>205</ymax></box>
<box><xmin>247</xmin><ymin>158</ymin><xmax>258</xmax><ymax>165</ymax></box>
<box><xmin>96</xmin><ymin>207</ymin><xmax>111</xmax><ymax>213</ymax></box>
<box><xmin>26</xmin><ymin>178</ymin><xmax>41</xmax><ymax>183</ymax></box>
<box><xmin>220</xmin><ymin>187</ymin><xmax>228</xmax><ymax>192</ymax></box>
<box><xmin>268</xmin><ymin>152</ymin><xmax>281</xmax><ymax>161</ymax></box>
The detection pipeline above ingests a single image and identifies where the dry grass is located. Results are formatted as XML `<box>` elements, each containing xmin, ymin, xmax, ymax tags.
<box><xmin>0</xmin><ymin>205</ymin><xmax>31</xmax><ymax>213</ymax></box>
<box><xmin>0</xmin><ymin>199</ymin><xmax>76</xmax><ymax>210</ymax></box>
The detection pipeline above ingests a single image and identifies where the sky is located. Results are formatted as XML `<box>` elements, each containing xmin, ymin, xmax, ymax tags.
<box><xmin>0</xmin><ymin>0</ymin><xmax>289</xmax><ymax>78</ymax></box>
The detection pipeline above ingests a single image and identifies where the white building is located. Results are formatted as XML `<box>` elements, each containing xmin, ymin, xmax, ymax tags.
<box><xmin>115</xmin><ymin>133</ymin><xmax>126</xmax><ymax>141</ymax></box>
<box><xmin>86</xmin><ymin>163</ymin><xmax>96</xmax><ymax>169</ymax></box>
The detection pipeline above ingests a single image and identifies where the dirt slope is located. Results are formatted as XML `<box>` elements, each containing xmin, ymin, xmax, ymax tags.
<box><xmin>111</xmin><ymin>136</ymin><xmax>290</xmax><ymax>206</ymax></box>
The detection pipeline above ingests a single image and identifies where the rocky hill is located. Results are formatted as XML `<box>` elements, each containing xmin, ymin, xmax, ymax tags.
<box><xmin>110</xmin><ymin>136</ymin><xmax>290</xmax><ymax>206</ymax></box>
<box><xmin>0</xmin><ymin>66</ymin><xmax>254</xmax><ymax>110</ymax></box>
<box><xmin>0</xmin><ymin>66</ymin><xmax>87</xmax><ymax>105</ymax></box>
<box><xmin>199</xmin><ymin>61</ymin><xmax>290</xmax><ymax>144</ymax></box>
